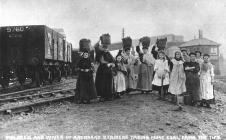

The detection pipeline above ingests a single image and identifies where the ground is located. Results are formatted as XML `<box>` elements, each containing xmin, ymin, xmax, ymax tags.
<box><xmin>0</xmin><ymin>79</ymin><xmax>226</xmax><ymax>140</ymax></box>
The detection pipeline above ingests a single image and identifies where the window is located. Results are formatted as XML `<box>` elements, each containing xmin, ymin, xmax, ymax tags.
<box><xmin>210</xmin><ymin>47</ymin><xmax>218</xmax><ymax>55</ymax></box>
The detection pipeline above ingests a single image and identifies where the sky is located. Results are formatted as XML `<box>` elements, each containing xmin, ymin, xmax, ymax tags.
<box><xmin>0</xmin><ymin>0</ymin><xmax>226</xmax><ymax>56</ymax></box>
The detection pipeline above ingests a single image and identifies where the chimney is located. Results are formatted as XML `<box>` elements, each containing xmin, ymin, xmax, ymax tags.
<box><xmin>199</xmin><ymin>30</ymin><xmax>203</xmax><ymax>39</ymax></box>
<box><xmin>122</xmin><ymin>28</ymin><xmax>125</xmax><ymax>39</ymax></box>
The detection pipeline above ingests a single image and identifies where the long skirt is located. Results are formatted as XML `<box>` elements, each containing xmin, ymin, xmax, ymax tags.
<box><xmin>185</xmin><ymin>72</ymin><xmax>201</xmax><ymax>102</ymax></box>
<box><xmin>125</xmin><ymin>65</ymin><xmax>137</xmax><ymax>89</ymax></box>
<box><xmin>76</xmin><ymin>72</ymin><xmax>97</xmax><ymax>101</ymax></box>
<box><xmin>114</xmin><ymin>71</ymin><xmax>126</xmax><ymax>92</ymax></box>
<box><xmin>136</xmin><ymin>64</ymin><xmax>154</xmax><ymax>91</ymax></box>
<box><xmin>95</xmin><ymin>64</ymin><xmax>114</xmax><ymax>99</ymax></box>
<box><xmin>200</xmin><ymin>74</ymin><xmax>214</xmax><ymax>100</ymax></box>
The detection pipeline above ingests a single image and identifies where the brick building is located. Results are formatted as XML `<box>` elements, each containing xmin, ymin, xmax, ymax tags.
<box><xmin>180</xmin><ymin>30</ymin><xmax>221</xmax><ymax>74</ymax></box>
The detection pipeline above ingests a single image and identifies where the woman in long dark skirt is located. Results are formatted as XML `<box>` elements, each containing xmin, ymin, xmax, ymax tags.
<box><xmin>95</xmin><ymin>42</ymin><xmax>115</xmax><ymax>102</ymax></box>
<box><xmin>77</xmin><ymin>51</ymin><xmax>97</xmax><ymax>104</ymax></box>
<box><xmin>184</xmin><ymin>52</ymin><xmax>201</xmax><ymax>106</ymax></box>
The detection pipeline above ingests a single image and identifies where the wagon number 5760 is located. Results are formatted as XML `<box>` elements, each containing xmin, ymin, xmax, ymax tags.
<box><xmin>6</xmin><ymin>27</ymin><xmax>25</xmax><ymax>32</ymax></box>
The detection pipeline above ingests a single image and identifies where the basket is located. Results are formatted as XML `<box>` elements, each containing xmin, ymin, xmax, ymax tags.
<box><xmin>79</xmin><ymin>39</ymin><xmax>91</xmax><ymax>52</ymax></box>
<box><xmin>140</xmin><ymin>36</ymin><xmax>150</xmax><ymax>47</ymax></box>
<box><xmin>100</xmin><ymin>34</ymin><xmax>111</xmax><ymax>45</ymax></box>
<box><xmin>122</xmin><ymin>37</ymin><xmax>132</xmax><ymax>50</ymax></box>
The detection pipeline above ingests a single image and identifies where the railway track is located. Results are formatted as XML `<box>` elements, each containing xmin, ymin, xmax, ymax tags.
<box><xmin>0</xmin><ymin>88</ymin><xmax>75</xmax><ymax>115</ymax></box>
<box><xmin>0</xmin><ymin>78</ymin><xmax>76</xmax><ymax>97</ymax></box>
<box><xmin>0</xmin><ymin>76</ymin><xmax>77</xmax><ymax>94</ymax></box>
<box><xmin>0</xmin><ymin>78</ymin><xmax>77</xmax><ymax>115</ymax></box>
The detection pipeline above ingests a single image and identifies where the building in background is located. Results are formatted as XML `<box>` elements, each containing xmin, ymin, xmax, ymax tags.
<box><xmin>108</xmin><ymin>34</ymin><xmax>185</xmax><ymax>57</ymax></box>
<box><xmin>180</xmin><ymin>30</ymin><xmax>221</xmax><ymax>74</ymax></box>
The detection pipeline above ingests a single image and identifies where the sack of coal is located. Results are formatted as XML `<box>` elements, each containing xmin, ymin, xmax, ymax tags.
<box><xmin>79</xmin><ymin>39</ymin><xmax>91</xmax><ymax>52</ymax></box>
<box><xmin>122</xmin><ymin>37</ymin><xmax>132</xmax><ymax>50</ymax></box>
<box><xmin>140</xmin><ymin>36</ymin><xmax>150</xmax><ymax>47</ymax></box>
<box><xmin>156</xmin><ymin>38</ymin><xmax>167</xmax><ymax>50</ymax></box>
<box><xmin>100</xmin><ymin>34</ymin><xmax>111</xmax><ymax>45</ymax></box>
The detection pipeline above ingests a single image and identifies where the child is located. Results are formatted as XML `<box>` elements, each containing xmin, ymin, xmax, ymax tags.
<box><xmin>152</xmin><ymin>51</ymin><xmax>170</xmax><ymax>100</ymax></box>
<box><xmin>200</xmin><ymin>54</ymin><xmax>214</xmax><ymax>108</ymax></box>
<box><xmin>76</xmin><ymin>50</ymin><xmax>97</xmax><ymax>104</ymax></box>
<box><xmin>113</xmin><ymin>52</ymin><xmax>127</xmax><ymax>98</ymax></box>
<box><xmin>168</xmin><ymin>51</ymin><xmax>186</xmax><ymax>111</ymax></box>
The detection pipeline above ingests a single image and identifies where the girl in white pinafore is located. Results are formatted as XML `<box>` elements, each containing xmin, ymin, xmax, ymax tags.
<box><xmin>152</xmin><ymin>51</ymin><xmax>170</xmax><ymax>100</ymax></box>
<box><xmin>168</xmin><ymin>51</ymin><xmax>186</xmax><ymax>110</ymax></box>
<box><xmin>200</xmin><ymin>54</ymin><xmax>214</xmax><ymax>108</ymax></box>
<box><xmin>113</xmin><ymin>53</ymin><xmax>127</xmax><ymax>98</ymax></box>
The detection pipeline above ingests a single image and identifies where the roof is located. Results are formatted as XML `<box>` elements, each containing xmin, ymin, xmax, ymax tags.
<box><xmin>180</xmin><ymin>38</ymin><xmax>220</xmax><ymax>47</ymax></box>
<box><xmin>166</xmin><ymin>42</ymin><xmax>185</xmax><ymax>48</ymax></box>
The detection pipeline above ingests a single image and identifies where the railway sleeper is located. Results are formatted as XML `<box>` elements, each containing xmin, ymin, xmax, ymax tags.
<box><xmin>0</xmin><ymin>89</ymin><xmax>75</xmax><ymax>104</ymax></box>
<box><xmin>0</xmin><ymin>94</ymin><xmax>75</xmax><ymax>115</ymax></box>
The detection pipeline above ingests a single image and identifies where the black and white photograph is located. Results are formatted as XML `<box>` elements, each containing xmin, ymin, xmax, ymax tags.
<box><xmin>0</xmin><ymin>0</ymin><xmax>226</xmax><ymax>139</ymax></box>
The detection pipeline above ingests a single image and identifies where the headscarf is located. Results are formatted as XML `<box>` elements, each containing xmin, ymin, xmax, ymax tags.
<box><xmin>174</xmin><ymin>51</ymin><xmax>183</xmax><ymax>61</ymax></box>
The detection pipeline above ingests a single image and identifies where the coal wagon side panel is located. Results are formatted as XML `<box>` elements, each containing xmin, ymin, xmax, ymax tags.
<box><xmin>63</xmin><ymin>40</ymin><xmax>67</xmax><ymax>62</ymax></box>
<box><xmin>25</xmin><ymin>25</ymin><xmax>45</xmax><ymax>66</ymax></box>
<box><xmin>0</xmin><ymin>27</ymin><xmax>2</xmax><ymax>67</ymax></box>
<box><xmin>57</xmin><ymin>33</ymin><xmax>64</xmax><ymax>61</ymax></box>
<box><xmin>53</xmin><ymin>30</ymin><xmax>58</xmax><ymax>60</ymax></box>
<box><xmin>68</xmin><ymin>43</ymin><xmax>72</xmax><ymax>63</ymax></box>
<box><xmin>1</xmin><ymin>26</ymin><xmax>28</xmax><ymax>66</ymax></box>
<box><xmin>44</xmin><ymin>26</ymin><xmax>54</xmax><ymax>60</ymax></box>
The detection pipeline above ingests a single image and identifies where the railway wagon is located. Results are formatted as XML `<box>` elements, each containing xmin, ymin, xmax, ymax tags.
<box><xmin>0</xmin><ymin>25</ymin><xmax>72</xmax><ymax>88</ymax></box>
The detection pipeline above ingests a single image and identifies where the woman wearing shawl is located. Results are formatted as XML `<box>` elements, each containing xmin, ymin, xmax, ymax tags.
<box><xmin>121</xmin><ymin>37</ymin><xmax>137</xmax><ymax>93</ymax></box>
<box><xmin>136</xmin><ymin>37</ymin><xmax>155</xmax><ymax>94</ymax></box>
<box><xmin>168</xmin><ymin>51</ymin><xmax>186</xmax><ymax>110</ymax></box>
<box><xmin>200</xmin><ymin>54</ymin><xmax>215</xmax><ymax>108</ymax></box>
<box><xmin>76</xmin><ymin>50</ymin><xmax>97</xmax><ymax>104</ymax></box>
<box><xmin>183</xmin><ymin>53</ymin><xmax>201</xmax><ymax>106</ymax></box>
<box><xmin>94</xmin><ymin>36</ymin><xmax>115</xmax><ymax>102</ymax></box>
<box><xmin>122</xmin><ymin>48</ymin><xmax>137</xmax><ymax>93</ymax></box>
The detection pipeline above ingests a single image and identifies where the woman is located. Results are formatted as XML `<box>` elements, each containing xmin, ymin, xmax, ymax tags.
<box><xmin>200</xmin><ymin>54</ymin><xmax>215</xmax><ymax>108</ymax></box>
<box><xmin>168</xmin><ymin>51</ymin><xmax>186</xmax><ymax>110</ymax></box>
<box><xmin>76</xmin><ymin>50</ymin><xmax>97</xmax><ymax>104</ymax></box>
<box><xmin>181</xmin><ymin>49</ymin><xmax>190</xmax><ymax>62</ymax></box>
<box><xmin>122</xmin><ymin>48</ymin><xmax>137</xmax><ymax>92</ymax></box>
<box><xmin>95</xmin><ymin>40</ymin><xmax>115</xmax><ymax>102</ymax></box>
<box><xmin>184</xmin><ymin>53</ymin><xmax>201</xmax><ymax>106</ymax></box>
<box><xmin>152</xmin><ymin>51</ymin><xmax>170</xmax><ymax>100</ymax></box>
<box><xmin>136</xmin><ymin>39</ymin><xmax>155</xmax><ymax>94</ymax></box>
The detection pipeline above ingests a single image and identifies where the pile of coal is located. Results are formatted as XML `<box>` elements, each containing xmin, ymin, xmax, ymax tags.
<box><xmin>79</xmin><ymin>39</ymin><xmax>91</xmax><ymax>52</ymax></box>
<box><xmin>100</xmin><ymin>34</ymin><xmax>111</xmax><ymax>45</ymax></box>
<box><xmin>122</xmin><ymin>37</ymin><xmax>132</xmax><ymax>50</ymax></box>
<box><xmin>140</xmin><ymin>36</ymin><xmax>151</xmax><ymax>47</ymax></box>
